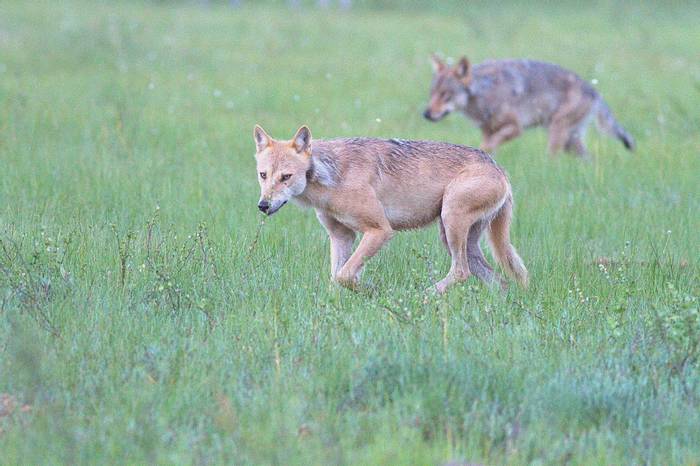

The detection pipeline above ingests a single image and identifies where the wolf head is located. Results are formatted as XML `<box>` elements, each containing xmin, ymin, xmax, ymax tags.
<box><xmin>423</xmin><ymin>55</ymin><xmax>472</xmax><ymax>122</ymax></box>
<box><xmin>253</xmin><ymin>125</ymin><xmax>312</xmax><ymax>216</ymax></box>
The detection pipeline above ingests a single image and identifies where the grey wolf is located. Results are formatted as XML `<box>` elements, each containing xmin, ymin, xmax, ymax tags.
<box><xmin>424</xmin><ymin>55</ymin><xmax>635</xmax><ymax>156</ymax></box>
<box><xmin>253</xmin><ymin>125</ymin><xmax>528</xmax><ymax>293</ymax></box>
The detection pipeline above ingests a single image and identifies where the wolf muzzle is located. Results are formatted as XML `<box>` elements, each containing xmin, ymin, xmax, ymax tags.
<box><xmin>258</xmin><ymin>200</ymin><xmax>270</xmax><ymax>213</ymax></box>
<box><xmin>423</xmin><ymin>109</ymin><xmax>446</xmax><ymax>122</ymax></box>
<box><xmin>258</xmin><ymin>199</ymin><xmax>287</xmax><ymax>216</ymax></box>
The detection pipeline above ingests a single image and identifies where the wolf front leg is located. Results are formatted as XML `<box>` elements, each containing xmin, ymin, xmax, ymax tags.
<box><xmin>316</xmin><ymin>210</ymin><xmax>356</xmax><ymax>279</ymax></box>
<box><xmin>335</xmin><ymin>227</ymin><xmax>393</xmax><ymax>289</ymax></box>
<box><xmin>480</xmin><ymin>118</ymin><xmax>521</xmax><ymax>154</ymax></box>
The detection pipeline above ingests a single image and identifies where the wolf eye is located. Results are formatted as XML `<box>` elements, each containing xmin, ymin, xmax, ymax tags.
<box><xmin>280</xmin><ymin>174</ymin><xmax>292</xmax><ymax>182</ymax></box>
<box><xmin>259</xmin><ymin>172</ymin><xmax>267</xmax><ymax>179</ymax></box>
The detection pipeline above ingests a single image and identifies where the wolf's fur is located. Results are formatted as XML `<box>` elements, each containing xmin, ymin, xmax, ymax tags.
<box><xmin>424</xmin><ymin>56</ymin><xmax>635</xmax><ymax>156</ymax></box>
<box><xmin>254</xmin><ymin>125</ymin><xmax>528</xmax><ymax>293</ymax></box>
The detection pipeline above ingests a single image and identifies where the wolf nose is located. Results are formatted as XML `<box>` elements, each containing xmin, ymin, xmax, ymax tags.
<box><xmin>423</xmin><ymin>109</ymin><xmax>432</xmax><ymax>120</ymax></box>
<box><xmin>258</xmin><ymin>200</ymin><xmax>270</xmax><ymax>213</ymax></box>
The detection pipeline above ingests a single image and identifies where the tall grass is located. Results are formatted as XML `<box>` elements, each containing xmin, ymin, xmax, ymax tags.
<box><xmin>0</xmin><ymin>0</ymin><xmax>698</xmax><ymax>464</ymax></box>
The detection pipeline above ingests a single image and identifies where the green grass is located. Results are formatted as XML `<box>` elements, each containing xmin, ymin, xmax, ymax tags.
<box><xmin>1</xmin><ymin>1</ymin><xmax>699</xmax><ymax>464</ymax></box>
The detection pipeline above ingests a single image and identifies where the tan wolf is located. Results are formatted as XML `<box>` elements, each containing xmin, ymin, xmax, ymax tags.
<box><xmin>253</xmin><ymin>124</ymin><xmax>528</xmax><ymax>293</ymax></box>
<box><xmin>424</xmin><ymin>55</ymin><xmax>635</xmax><ymax>156</ymax></box>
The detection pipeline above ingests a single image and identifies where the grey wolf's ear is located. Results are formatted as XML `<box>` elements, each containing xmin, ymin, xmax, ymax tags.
<box><xmin>430</xmin><ymin>54</ymin><xmax>446</xmax><ymax>73</ymax></box>
<box><xmin>291</xmin><ymin>125</ymin><xmax>312</xmax><ymax>155</ymax></box>
<box><xmin>454</xmin><ymin>56</ymin><xmax>472</xmax><ymax>85</ymax></box>
<box><xmin>253</xmin><ymin>124</ymin><xmax>271</xmax><ymax>153</ymax></box>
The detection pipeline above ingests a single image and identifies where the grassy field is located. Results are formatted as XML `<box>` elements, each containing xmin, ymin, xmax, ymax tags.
<box><xmin>1</xmin><ymin>0</ymin><xmax>699</xmax><ymax>464</ymax></box>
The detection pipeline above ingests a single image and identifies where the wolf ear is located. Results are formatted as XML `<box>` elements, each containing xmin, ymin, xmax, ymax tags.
<box><xmin>291</xmin><ymin>125</ymin><xmax>312</xmax><ymax>155</ymax></box>
<box><xmin>454</xmin><ymin>56</ymin><xmax>472</xmax><ymax>85</ymax></box>
<box><xmin>253</xmin><ymin>124</ymin><xmax>271</xmax><ymax>153</ymax></box>
<box><xmin>430</xmin><ymin>54</ymin><xmax>446</xmax><ymax>73</ymax></box>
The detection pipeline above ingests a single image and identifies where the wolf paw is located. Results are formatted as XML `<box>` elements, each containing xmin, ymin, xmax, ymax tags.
<box><xmin>434</xmin><ymin>281</ymin><xmax>450</xmax><ymax>294</ymax></box>
<box><xmin>334</xmin><ymin>274</ymin><xmax>359</xmax><ymax>290</ymax></box>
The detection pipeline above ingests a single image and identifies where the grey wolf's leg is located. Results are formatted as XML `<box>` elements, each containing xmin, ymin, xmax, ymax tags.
<box><xmin>438</xmin><ymin>218</ymin><xmax>449</xmax><ymax>252</ymax></box>
<box><xmin>316</xmin><ymin>210</ymin><xmax>356</xmax><ymax>279</ymax></box>
<box><xmin>564</xmin><ymin>111</ymin><xmax>593</xmax><ymax>157</ymax></box>
<box><xmin>481</xmin><ymin>120</ymin><xmax>521</xmax><ymax>153</ymax></box>
<box><xmin>435</xmin><ymin>212</ymin><xmax>472</xmax><ymax>293</ymax></box>
<box><xmin>332</xmin><ymin>192</ymin><xmax>394</xmax><ymax>288</ymax></box>
<box><xmin>549</xmin><ymin>92</ymin><xmax>594</xmax><ymax>156</ymax></box>
<box><xmin>467</xmin><ymin>220</ymin><xmax>505</xmax><ymax>288</ymax></box>
<box><xmin>565</xmin><ymin>132</ymin><xmax>589</xmax><ymax>157</ymax></box>
<box><xmin>435</xmin><ymin>172</ymin><xmax>508</xmax><ymax>293</ymax></box>
<box><xmin>336</xmin><ymin>227</ymin><xmax>393</xmax><ymax>288</ymax></box>
<box><xmin>547</xmin><ymin>121</ymin><xmax>570</xmax><ymax>155</ymax></box>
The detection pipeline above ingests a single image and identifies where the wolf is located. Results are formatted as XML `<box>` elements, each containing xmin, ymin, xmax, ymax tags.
<box><xmin>423</xmin><ymin>55</ymin><xmax>635</xmax><ymax>156</ymax></box>
<box><xmin>253</xmin><ymin>124</ymin><xmax>528</xmax><ymax>293</ymax></box>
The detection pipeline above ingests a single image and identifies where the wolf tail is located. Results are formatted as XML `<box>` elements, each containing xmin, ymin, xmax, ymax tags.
<box><xmin>487</xmin><ymin>195</ymin><xmax>528</xmax><ymax>287</ymax></box>
<box><xmin>596</xmin><ymin>98</ymin><xmax>635</xmax><ymax>151</ymax></box>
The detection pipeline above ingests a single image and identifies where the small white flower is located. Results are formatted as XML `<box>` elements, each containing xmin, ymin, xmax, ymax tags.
<box><xmin>148</xmin><ymin>82</ymin><xmax>155</xmax><ymax>90</ymax></box>
<box><xmin>293</xmin><ymin>94</ymin><xmax>301</xmax><ymax>102</ymax></box>
<box><xmin>213</xmin><ymin>89</ymin><xmax>222</xmax><ymax>97</ymax></box>
<box><xmin>375</xmin><ymin>118</ymin><xmax>382</xmax><ymax>123</ymax></box>
<box><xmin>591</xmin><ymin>78</ymin><xmax>598</xmax><ymax>85</ymax></box>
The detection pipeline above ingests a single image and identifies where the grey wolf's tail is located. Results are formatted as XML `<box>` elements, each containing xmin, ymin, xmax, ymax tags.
<box><xmin>487</xmin><ymin>196</ymin><xmax>528</xmax><ymax>287</ymax></box>
<box><xmin>596</xmin><ymin>99</ymin><xmax>635</xmax><ymax>151</ymax></box>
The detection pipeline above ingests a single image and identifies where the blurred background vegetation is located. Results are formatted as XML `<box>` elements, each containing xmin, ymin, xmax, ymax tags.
<box><xmin>0</xmin><ymin>0</ymin><xmax>698</xmax><ymax>464</ymax></box>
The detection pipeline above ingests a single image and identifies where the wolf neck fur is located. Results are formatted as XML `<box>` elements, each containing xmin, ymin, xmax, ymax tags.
<box><xmin>295</xmin><ymin>147</ymin><xmax>339</xmax><ymax>208</ymax></box>
<box><xmin>306</xmin><ymin>148</ymin><xmax>338</xmax><ymax>187</ymax></box>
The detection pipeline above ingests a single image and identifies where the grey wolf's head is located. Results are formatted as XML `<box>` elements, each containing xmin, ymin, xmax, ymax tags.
<box><xmin>253</xmin><ymin>125</ymin><xmax>312</xmax><ymax>216</ymax></box>
<box><xmin>423</xmin><ymin>55</ymin><xmax>472</xmax><ymax>122</ymax></box>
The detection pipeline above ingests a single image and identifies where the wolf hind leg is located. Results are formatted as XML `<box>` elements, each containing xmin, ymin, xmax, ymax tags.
<box><xmin>467</xmin><ymin>220</ymin><xmax>506</xmax><ymax>288</ymax></box>
<box><xmin>564</xmin><ymin>109</ymin><xmax>594</xmax><ymax>157</ymax></box>
<box><xmin>434</xmin><ymin>174</ymin><xmax>508</xmax><ymax>293</ymax></box>
<box><xmin>438</xmin><ymin>218</ymin><xmax>449</xmax><ymax>252</ymax></box>
<box><xmin>549</xmin><ymin>90</ymin><xmax>595</xmax><ymax>156</ymax></box>
<box><xmin>434</xmin><ymin>212</ymin><xmax>475</xmax><ymax>294</ymax></box>
<box><xmin>564</xmin><ymin>131</ymin><xmax>589</xmax><ymax>157</ymax></box>
<box><xmin>547</xmin><ymin>120</ymin><xmax>572</xmax><ymax>155</ymax></box>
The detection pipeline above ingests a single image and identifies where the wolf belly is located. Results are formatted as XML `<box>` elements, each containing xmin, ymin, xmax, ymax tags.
<box><xmin>379</xmin><ymin>191</ymin><xmax>444</xmax><ymax>230</ymax></box>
